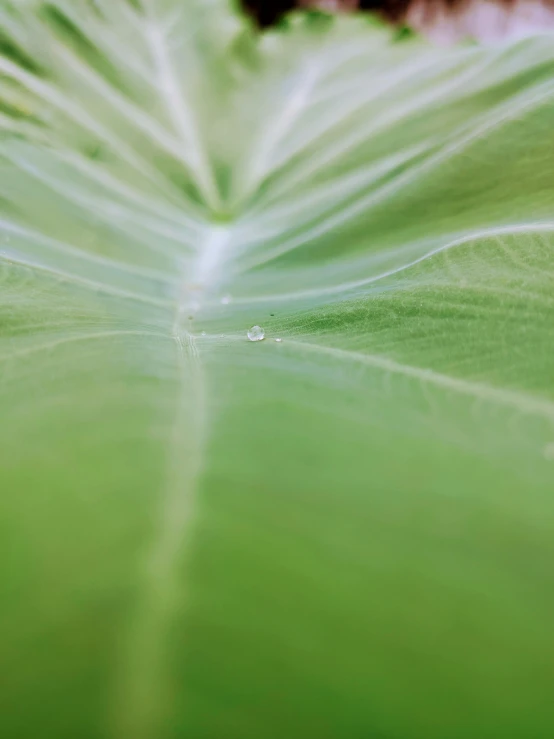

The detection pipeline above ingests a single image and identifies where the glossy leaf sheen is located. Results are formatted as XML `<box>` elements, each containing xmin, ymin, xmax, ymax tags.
<box><xmin>1</xmin><ymin>2</ymin><xmax>554</xmax><ymax>738</ymax></box>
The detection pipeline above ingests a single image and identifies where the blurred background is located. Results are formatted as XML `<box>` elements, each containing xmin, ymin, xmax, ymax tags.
<box><xmin>243</xmin><ymin>0</ymin><xmax>554</xmax><ymax>42</ymax></box>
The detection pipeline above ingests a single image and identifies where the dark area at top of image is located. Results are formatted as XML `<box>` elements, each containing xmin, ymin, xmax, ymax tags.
<box><xmin>242</xmin><ymin>0</ymin><xmax>470</xmax><ymax>26</ymax></box>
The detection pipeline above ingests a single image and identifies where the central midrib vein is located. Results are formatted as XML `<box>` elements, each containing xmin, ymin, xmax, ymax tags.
<box><xmin>111</xmin><ymin>222</ymin><xmax>229</xmax><ymax>737</ymax></box>
<box><xmin>112</xmin><ymin>326</ymin><xmax>208</xmax><ymax>739</ymax></box>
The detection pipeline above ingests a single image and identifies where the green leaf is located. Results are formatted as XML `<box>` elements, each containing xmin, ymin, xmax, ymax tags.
<box><xmin>1</xmin><ymin>2</ymin><xmax>554</xmax><ymax>738</ymax></box>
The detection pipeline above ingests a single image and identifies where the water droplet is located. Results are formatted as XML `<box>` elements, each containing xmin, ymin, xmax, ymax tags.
<box><xmin>247</xmin><ymin>325</ymin><xmax>265</xmax><ymax>342</ymax></box>
<box><xmin>220</xmin><ymin>294</ymin><xmax>231</xmax><ymax>305</ymax></box>
<box><xmin>275</xmin><ymin>338</ymin><xmax>282</xmax><ymax>342</ymax></box>
<box><xmin>201</xmin><ymin>331</ymin><xmax>206</xmax><ymax>337</ymax></box>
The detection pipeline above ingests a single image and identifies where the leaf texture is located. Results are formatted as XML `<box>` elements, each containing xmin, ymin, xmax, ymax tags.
<box><xmin>1</xmin><ymin>2</ymin><xmax>554</xmax><ymax>738</ymax></box>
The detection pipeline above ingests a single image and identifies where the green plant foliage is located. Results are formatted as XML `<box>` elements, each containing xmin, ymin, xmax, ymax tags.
<box><xmin>1</xmin><ymin>2</ymin><xmax>554</xmax><ymax>737</ymax></box>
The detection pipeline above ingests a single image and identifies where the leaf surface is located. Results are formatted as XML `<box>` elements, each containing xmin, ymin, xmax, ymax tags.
<box><xmin>1</xmin><ymin>3</ymin><xmax>554</xmax><ymax>738</ymax></box>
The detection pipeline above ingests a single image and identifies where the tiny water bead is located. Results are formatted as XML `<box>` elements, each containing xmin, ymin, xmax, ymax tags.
<box><xmin>247</xmin><ymin>325</ymin><xmax>265</xmax><ymax>342</ymax></box>
<box><xmin>275</xmin><ymin>338</ymin><xmax>282</xmax><ymax>342</ymax></box>
<box><xmin>220</xmin><ymin>294</ymin><xmax>231</xmax><ymax>305</ymax></box>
